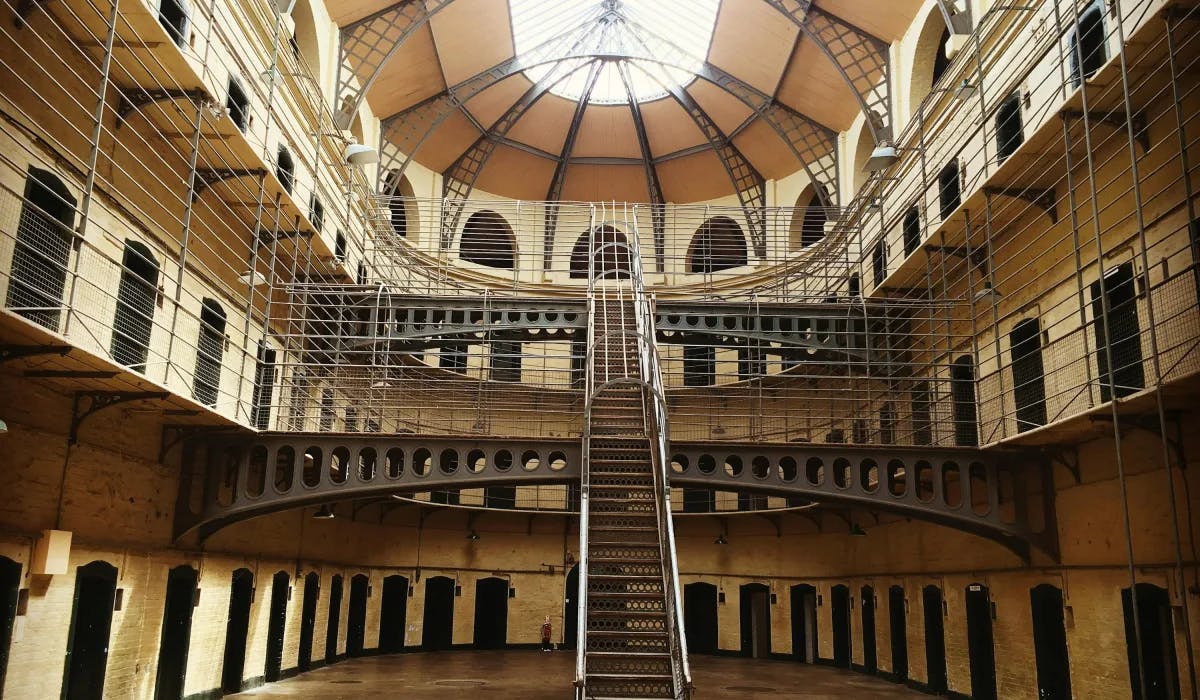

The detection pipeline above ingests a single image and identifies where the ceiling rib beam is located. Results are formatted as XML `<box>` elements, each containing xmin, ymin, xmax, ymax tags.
<box><xmin>617</xmin><ymin>59</ymin><xmax>667</xmax><ymax>272</ymax></box>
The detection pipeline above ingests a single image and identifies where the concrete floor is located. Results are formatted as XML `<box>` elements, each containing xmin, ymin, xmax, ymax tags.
<box><xmin>232</xmin><ymin>650</ymin><xmax>926</xmax><ymax>698</ymax></box>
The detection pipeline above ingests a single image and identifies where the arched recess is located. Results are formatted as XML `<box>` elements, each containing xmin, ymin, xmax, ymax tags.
<box><xmin>154</xmin><ymin>565</ymin><xmax>198</xmax><ymax>700</ymax></box>
<box><xmin>7</xmin><ymin>167</ymin><xmax>76</xmax><ymax>331</ymax></box>
<box><xmin>289</xmin><ymin>0</ymin><xmax>323</xmax><ymax>78</ymax></box>
<box><xmin>1121</xmin><ymin>583</ymin><xmax>1180</xmax><ymax>700</ymax></box>
<box><xmin>790</xmin><ymin>184</ymin><xmax>829</xmax><ymax>251</ymax></box>
<box><xmin>379</xmin><ymin>575</ymin><xmax>409</xmax><ymax>653</ymax></box>
<box><xmin>298</xmin><ymin>572</ymin><xmax>320</xmax><ymax>671</ymax></box>
<box><xmin>111</xmin><ymin>240</ymin><xmax>160</xmax><ymax>372</ymax></box>
<box><xmin>1029</xmin><ymin>584</ymin><xmax>1072</xmax><ymax>700</ymax></box>
<box><xmin>790</xmin><ymin>583</ymin><xmax>818</xmax><ymax>664</ymax></box>
<box><xmin>851</xmin><ymin>120</ymin><xmax>876</xmax><ymax>195</ymax></box>
<box><xmin>830</xmin><ymin>584</ymin><xmax>852</xmax><ymax>667</ymax></box>
<box><xmin>684</xmin><ymin>582</ymin><xmax>718</xmax><ymax>654</ymax></box>
<box><xmin>326</xmin><ymin>574</ymin><xmax>344</xmax><ymax>662</ymax></box>
<box><xmin>265</xmin><ymin>571</ymin><xmax>289</xmax><ymax>682</ymax></box>
<box><xmin>381</xmin><ymin>171</ymin><xmax>417</xmax><ymax>238</ymax></box>
<box><xmin>221</xmin><ymin>568</ymin><xmax>254</xmax><ymax>693</ymax></box>
<box><xmin>738</xmin><ymin>583</ymin><xmax>771</xmax><ymax>659</ymax></box>
<box><xmin>909</xmin><ymin>8</ymin><xmax>953</xmax><ymax>115</ymax></box>
<box><xmin>888</xmin><ymin>585</ymin><xmax>908</xmax><ymax>681</ymax></box>
<box><xmin>459</xmin><ymin>211</ymin><xmax>517</xmax><ymax>269</ymax></box>
<box><xmin>63</xmin><ymin>561</ymin><xmax>119</xmax><ymax>700</ymax></box>
<box><xmin>965</xmin><ymin>583</ymin><xmax>997</xmax><ymax>700</ymax></box>
<box><xmin>347</xmin><ymin>573</ymin><xmax>370</xmax><ymax>656</ymax></box>
<box><xmin>861</xmin><ymin>585</ymin><xmax>878</xmax><ymax>673</ymax></box>
<box><xmin>473</xmin><ymin>577</ymin><xmax>509</xmax><ymax>649</ymax></box>
<box><xmin>563</xmin><ymin>564</ymin><xmax>579</xmax><ymax>651</ymax></box>
<box><xmin>922</xmin><ymin>585</ymin><xmax>948</xmax><ymax>693</ymax></box>
<box><xmin>569</xmin><ymin>225</ymin><xmax>631</xmax><ymax>279</ymax></box>
<box><xmin>422</xmin><ymin>576</ymin><xmax>455</xmax><ymax>651</ymax></box>
<box><xmin>0</xmin><ymin>557</ymin><xmax>20</xmax><ymax>696</ymax></box>
<box><xmin>687</xmin><ymin>217</ymin><xmax>747</xmax><ymax>273</ymax></box>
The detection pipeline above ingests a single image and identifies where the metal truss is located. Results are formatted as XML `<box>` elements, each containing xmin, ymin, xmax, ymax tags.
<box><xmin>179</xmin><ymin>434</ymin><xmax>1055</xmax><ymax>561</ymax></box>
<box><xmin>617</xmin><ymin>61</ymin><xmax>667</xmax><ymax>271</ymax></box>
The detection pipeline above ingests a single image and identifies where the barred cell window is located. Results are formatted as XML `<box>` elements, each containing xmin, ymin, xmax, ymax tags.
<box><xmin>6</xmin><ymin>168</ymin><xmax>76</xmax><ymax>330</ymax></box>
<box><xmin>251</xmin><ymin>342</ymin><xmax>276</xmax><ymax>430</ymax></box>
<box><xmin>158</xmin><ymin>0</ymin><xmax>189</xmax><ymax>47</ymax></box>
<box><xmin>276</xmin><ymin>145</ymin><xmax>295</xmax><ymax>194</ymax></box>
<box><xmin>995</xmin><ymin>93</ymin><xmax>1024</xmax><ymax>164</ymax></box>
<box><xmin>491</xmin><ymin>341</ymin><xmax>522</xmax><ymax>383</ymax></box>
<box><xmin>440</xmin><ymin>343</ymin><xmax>467</xmax><ymax>374</ymax></box>
<box><xmin>939</xmin><ymin>161</ymin><xmax>961</xmax><ymax>220</ymax></box>
<box><xmin>682</xmin><ymin>345</ymin><xmax>715</xmax><ymax>387</ymax></box>
<box><xmin>951</xmin><ymin>355</ymin><xmax>978</xmax><ymax>447</ymax></box>
<box><xmin>902</xmin><ymin>206</ymin><xmax>921</xmax><ymax>257</ymax></box>
<box><xmin>226</xmin><ymin>78</ymin><xmax>250</xmax><ymax>132</ymax></box>
<box><xmin>849</xmin><ymin>274</ymin><xmax>861</xmax><ymax>298</ymax></box>
<box><xmin>1070</xmin><ymin>4</ymin><xmax>1106</xmax><ymax>88</ymax></box>
<box><xmin>460</xmin><ymin>211</ymin><xmax>516</xmax><ymax>269</ymax></box>
<box><xmin>110</xmin><ymin>241</ymin><xmax>159</xmax><ymax>371</ymax></box>
<box><xmin>1010</xmin><ymin>319</ymin><xmax>1046</xmax><ymax>432</ymax></box>
<box><xmin>1090</xmin><ymin>263</ymin><xmax>1144</xmax><ymax>401</ymax></box>
<box><xmin>309</xmin><ymin>195</ymin><xmax>324</xmax><ymax>233</ymax></box>
<box><xmin>193</xmin><ymin>299</ymin><xmax>227</xmax><ymax>407</ymax></box>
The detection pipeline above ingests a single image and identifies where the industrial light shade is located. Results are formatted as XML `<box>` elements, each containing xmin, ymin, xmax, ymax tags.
<box><xmin>345</xmin><ymin>142</ymin><xmax>379</xmax><ymax>166</ymax></box>
<box><xmin>237</xmin><ymin>270</ymin><xmax>269</xmax><ymax>287</ymax></box>
<box><xmin>312</xmin><ymin>504</ymin><xmax>336</xmax><ymax>519</ymax></box>
<box><xmin>955</xmin><ymin>79</ymin><xmax>977</xmax><ymax>100</ymax></box>
<box><xmin>974</xmin><ymin>281</ymin><xmax>1002</xmax><ymax>302</ymax></box>
<box><xmin>864</xmin><ymin>144</ymin><xmax>900</xmax><ymax>172</ymax></box>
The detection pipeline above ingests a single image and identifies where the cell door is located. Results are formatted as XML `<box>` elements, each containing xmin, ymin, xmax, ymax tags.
<box><xmin>739</xmin><ymin>583</ymin><xmax>771</xmax><ymax>659</ymax></box>
<box><xmin>221</xmin><ymin>569</ymin><xmax>253</xmax><ymax>693</ymax></box>
<box><xmin>62</xmin><ymin>561</ymin><xmax>118</xmax><ymax>700</ymax></box>
<box><xmin>1</xmin><ymin>557</ymin><xmax>23</xmax><ymax>697</ymax></box>
<box><xmin>563</xmin><ymin>565</ymin><xmax>579</xmax><ymax>650</ymax></box>
<box><xmin>684</xmin><ymin>582</ymin><xmax>718</xmax><ymax>654</ymax></box>
<box><xmin>1122</xmin><ymin>583</ymin><xmax>1180</xmax><ymax>700</ymax></box>
<box><xmin>421</xmin><ymin>576</ymin><xmax>455</xmax><ymax>651</ymax></box>
<box><xmin>348</xmin><ymin>574</ymin><xmax>369</xmax><ymax>656</ymax></box>
<box><xmin>298</xmin><ymin>573</ymin><xmax>319</xmax><ymax>670</ymax></box>
<box><xmin>861</xmin><ymin>586</ymin><xmax>877</xmax><ymax>673</ymax></box>
<box><xmin>379</xmin><ymin>575</ymin><xmax>408</xmax><ymax>653</ymax></box>
<box><xmin>473</xmin><ymin>577</ymin><xmax>509</xmax><ymax>649</ymax></box>
<box><xmin>922</xmin><ymin>585</ymin><xmax>947</xmax><ymax>693</ymax></box>
<box><xmin>965</xmin><ymin>583</ymin><xmax>997</xmax><ymax>700</ymax></box>
<box><xmin>830</xmin><ymin>585</ymin><xmax>851</xmax><ymax>667</ymax></box>
<box><xmin>790</xmin><ymin>584</ymin><xmax>818</xmax><ymax>663</ymax></box>
<box><xmin>153</xmin><ymin>565</ymin><xmax>197</xmax><ymax>700</ymax></box>
<box><xmin>265</xmin><ymin>572</ymin><xmax>289</xmax><ymax>682</ymax></box>
<box><xmin>888</xmin><ymin>586</ymin><xmax>908</xmax><ymax>681</ymax></box>
<box><xmin>1029</xmin><ymin>584</ymin><xmax>1072</xmax><ymax>699</ymax></box>
<box><xmin>326</xmin><ymin>575</ymin><xmax>343</xmax><ymax>662</ymax></box>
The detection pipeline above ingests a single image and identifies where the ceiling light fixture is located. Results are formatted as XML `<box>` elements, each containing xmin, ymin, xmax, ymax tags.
<box><xmin>237</xmin><ymin>270</ymin><xmax>269</xmax><ymax>287</ymax></box>
<box><xmin>312</xmin><ymin>504</ymin><xmax>336</xmax><ymax>520</ymax></box>
<box><xmin>973</xmin><ymin>281</ymin><xmax>1002</xmax><ymax>302</ymax></box>
<box><xmin>864</xmin><ymin>144</ymin><xmax>900</xmax><ymax>172</ymax></box>
<box><xmin>345</xmin><ymin>143</ymin><xmax>379</xmax><ymax>166</ymax></box>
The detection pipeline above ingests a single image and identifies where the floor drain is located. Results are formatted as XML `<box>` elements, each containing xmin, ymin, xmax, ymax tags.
<box><xmin>726</xmin><ymin>686</ymin><xmax>778</xmax><ymax>693</ymax></box>
<box><xmin>435</xmin><ymin>680</ymin><xmax>487</xmax><ymax>687</ymax></box>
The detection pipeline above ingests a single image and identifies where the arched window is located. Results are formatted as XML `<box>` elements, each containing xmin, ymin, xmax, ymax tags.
<box><xmin>871</xmin><ymin>241</ymin><xmax>887</xmax><ymax>287</ymax></box>
<box><xmin>110</xmin><ymin>241</ymin><xmax>159</xmax><ymax>371</ymax></box>
<box><xmin>193</xmin><ymin>299</ymin><xmax>227</xmax><ymax>406</ymax></box>
<box><xmin>225</xmin><ymin>78</ymin><xmax>250</xmax><ymax>133</ymax></box>
<box><xmin>308</xmin><ymin>195</ymin><xmax>324</xmax><ymax>233</ymax></box>
<box><xmin>290</xmin><ymin>0</ymin><xmax>322</xmax><ymax>74</ymax></box>
<box><xmin>251</xmin><ymin>341</ymin><xmax>276</xmax><ymax>430</ymax></box>
<box><xmin>1010</xmin><ymin>318</ymin><xmax>1046</xmax><ymax>432</ymax></box>
<box><xmin>932</xmin><ymin>27</ymin><xmax>952</xmax><ymax>86</ymax></box>
<box><xmin>158</xmin><ymin>0</ymin><xmax>189</xmax><ymax>47</ymax></box>
<box><xmin>569</xmin><ymin>225</ymin><xmax>631</xmax><ymax>279</ymax></box>
<box><xmin>1070</xmin><ymin>4</ymin><xmax>1106</xmax><ymax>88</ymax></box>
<box><xmin>382</xmin><ymin>171</ymin><xmax>414</xmax><ymax>237</ymax></box>
<box><xmin>902</xmin><ymin>206</ymin><xmax>921</xmax><ymax>256</ymax></box>
<box><xmin>938</xmin><ymin>161</ymin><xmax>961</xmax><ymax>219</ymax></box>
<box><xmin>276</xmin><ymin>145</ymin><xmax>294</xmax><ymax>194</ymax></box>
<box><xmin>995</xmin><ymin>93</ymin><xmax>1024</xmax><ymax>164</ymax></box>
<box><xmin>951</xmin><ymin>355</ymin><xmax>978</xmax><ymax>446</ymax></box>
<box><xmin>460</xmin><ymin>210</ymin><xmax>516</xmax><ymax>269</ymax></box>
<box><xmin>6</xmin><ymin>168</ymin><xmax>76</xmax><ymax>330</ymax></box>
<box><xmin>790</xmin><ymin>186</ymin><xmax>829</xmax><ymax>250</ymax></box>
<box><xmin>910</xmin><ymin>10</ymin><xmax>954</xmax><ymax>109</ymax></box>
<box><xmin>687</xmin><ymin>217</ymin><xmax>747</xmax><ymax>273</ymax></box>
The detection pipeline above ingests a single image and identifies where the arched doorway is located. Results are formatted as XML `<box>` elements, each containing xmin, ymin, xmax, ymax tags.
<box><xmin>1122</xmin><ymin>583</ymin><xmax>1180</xmax><ymax>700</ymax></box>
<box><xmin>861</xmin><ymin>585</ymin><xmax>877</xmax><ymax>674</ymax></box>
<box><xmin>569</xmin><ymin>225</ymin><xmax>632</xmax><ymax>279</ymax></box>
<box><xmin>221</xmin><ymin>568</ymin><xmax>253</xmax><ymax>693</ymax></box>
<box><xmin>379</xmin><ymin>575</ymin><xmax>409</xmax><ymax>653</ymax></box>
<box><xmin>1030</xmin><ymin>584</ymin><xmax>1072</xmax><ymax>699</ymax></box>
<box><xmin>790</xmin><ymin>584</ymin><xmax>818</xmax><ymax>663</ymax></box>
<box><xmin>347</xmin><ymin>574</ymin><xmax>369</xmax><ymax>656</ymax></box>
<box><xmin>422</xmin><ymin>576</ymin><xmax>455</xmax><ymax>651</ymax></box>
<box><xmin>7</xmin><ymin>167</ymin><xmax>76</xmax><ymax>330</ymax></box>
<box><xmin>298</xmin><ymin>573</ymin><xmax>319</xmax><ymax>671</ymax></box>
<box><xmin>688</xmin><ymin>217</ymin><xmax>747</xmax><ymax>273</ymax></box>
<box><xmin>63</xmin><ymin>561</ymin><xmax>118</xmax><ymax>700</ymax></box>
<box><xmin>154</xmin><ymin>565</ymin><xmax>197</xmax><ymax>700</ymax></box>
<box><xmin>265</xmin><ymin>571</ymin><xmax>289</xmax><ymax>682</ymax></box>
<box><xmin>564</xmin><ymin>565</ymin><xmax>579</xmax><ymax>650</ymax></box>
<box><xmin>111</xmin><ymin>241</ymin><xmax>159</xmax><ymax>371</ymax></box>
<box><xmin>965</xmin><ymin>583</ymin><xmax>997</xmax><ymax>700</ymax></box>
<box><xmin>739</xmin><ymin>583</ymin><xmax>771</xmax><ymax>659</ymax></box>
<box><xmin>888</xmin><ymin>585</ymin><xmax>908</xmax><ymax>682</ymax></box>
<box><xmin>326</xmin><ymin>574</ymin><xmax>343</xmax><ymax>663</ymax></box>
<box><xmin>0</xmin><ymin>556</ymin><xmax>20</xmax><ymax>696</ymax></box>
<box><xmin>473</xmin><ymin>577</ymin><xmax>509</xmax><ymax>649</ymax></box>
<box><xmin>922</xmin><ymin>585</ymin><xmax>947</xmax><ymax>692</ymax></box>
<box><xmin>684</xmin><ymin>582</ymin><xmax>718</xmax><ymax>654</ymax></box>
<box><xmin>830</xmin><ymin>584</ymin><xmax>852</xmax><ymax>668</ymax></box>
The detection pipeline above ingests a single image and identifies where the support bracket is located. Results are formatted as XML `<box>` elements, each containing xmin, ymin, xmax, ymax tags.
<box><xmin>984</xmin><ymin>186</ymin><xmax>1058</xmax><ymax>224</ymax></box>
<box><xmin>13</xmin><ymin>0</ymin><xmax>48</xmax><ymax>28</ymax></box>
<box><xmin>159</xmin><ymin>424</ymin><xmax>230</xmax><ymax>463</ymax></box>
<box><xmin>1042</xmin><ymin>445</ymin><xmax>1081</xmax><ymax>484</ymax></box>
<box><xmin>191</xmin><ymin>168</ymin><xmax>267</xmax><ymax>202</ymax></box>
<box><xmin>1062</xmin><ymin>109</ymin><xmax>1150</xmax><ymax>153</ymax></box>
<box><xmin>256</xmin><ymin>228</ymin><xmax>313</xmax><ymax>248</ymax></box>
<box><xmin>116</xmin><ymin>88</ymin><xmax>210</xmax><ymax>127</ymax></box>
<box><xmin>0</xmin><ymin>344</ymin><xmax>71</xmax><ymax>364</ymax></box>
<box><xmin>71</xmin><ymin>391</ymin><xmax>168</xmax><ymax>445</ymax></box>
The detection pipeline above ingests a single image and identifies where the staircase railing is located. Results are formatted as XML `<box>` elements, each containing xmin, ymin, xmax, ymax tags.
<box><xmin>575</xmin><ymin>204</ymin><xmax>598</xmax><ymax>696</ymax></box>
<box><xmin>627</xmin><ymin>210</ymin><xmax>693</xmax><ymax>699</ymax></box>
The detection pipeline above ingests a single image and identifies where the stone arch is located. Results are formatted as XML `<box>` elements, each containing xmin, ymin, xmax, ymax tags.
<box><xmin>687</xmin><ymin>216</ymin><xmax>747</xmax><ymax>273</ymax></box>
<box><xmin>909</xmin><ymin>7</ymin><xmax>953</xmax><ymax>114</ymax></box>
<box><xmin>459</xmin><ymin>210</ymin><xmax>516</xmax><ymax>269</ymax></box>
<box><xmin>789</xmin><ymin>184</ymin><xmax>829</xmax><ymax>251</ymax></box>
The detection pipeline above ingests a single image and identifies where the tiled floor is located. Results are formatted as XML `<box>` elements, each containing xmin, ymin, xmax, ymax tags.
<box><xmin>232</xmin><ymin>650</ymin><xmax>926</xmax><ymax>698</ymax></box>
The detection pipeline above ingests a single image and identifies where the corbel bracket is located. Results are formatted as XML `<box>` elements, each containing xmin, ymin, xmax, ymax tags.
<box><xmin>0</xmin><ymin>344</ymin><xmax>70</xmax><ymax>364</ymax></box>
<box><xmin>1062</xmin><ymin>109</ymin><xmax>1150</xmax><ymax>153</ymax></box>
<box><xmin>1042</xmin><ymin>445</ymin><xmax>1081</xmax><ymax>484</ymax></box>
<box><xmin>192</xmin><ymin>168</ymin><xmax>267</xmax><ymax>202</ymax></box>
<box><xmin>13</xmin><ymin>0</ymin><xmax>48</xmax><ymax>28</ymax></box>
<box><xmin>116</xmin><ymin>88</ymin><xmax>210</xmax><ymax>127</ymax></box>
<box><xmin>984</xmin><ymin>186</ymin><xmax>1058</xmax><ymax>224</ymax></box>
<box><xmin>159</xmin><ymin>424</ymin><xmax>230</xmax><ymax>463</ymax></box>
<box><xmin>925</xmin><ymin>245</ymin><xmax>989</xmax><ymax>268</ymax></box>
<box><xmin>71</xmin><ymin>391</ymin><xmax>169</xmax><ymax>444</ymax></box>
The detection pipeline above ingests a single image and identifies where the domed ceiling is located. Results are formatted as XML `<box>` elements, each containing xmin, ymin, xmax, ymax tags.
<box><xmin>331</xmin><ymin>0</ymin><xmax>924</xmax><ymax>204</ymax></box>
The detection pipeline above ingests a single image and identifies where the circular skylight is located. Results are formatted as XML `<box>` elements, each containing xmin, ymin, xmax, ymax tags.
<box><xmin>509</xmin><ymin>0</ymin><xmax>720</xmax><ymax>104</ymax></box>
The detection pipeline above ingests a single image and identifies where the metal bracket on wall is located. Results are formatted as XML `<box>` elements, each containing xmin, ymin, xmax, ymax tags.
<box><xmin>1043</xmin><ymin>446</ymin><xmax>1081</xmax><ymax>484</ymax></box>
<box><xmin>13</xmin><ymin>0</ymin><xmax>49</xmax><ymax>28</ymax></box>
<box><xmin>191</xmin><ymin>168</ymin><xmax>267</xmax><ymax>202</ymax></box>
<box><xmin>158</xmin><ymin>424</ymin><xmax>230</xmax><ymax>463</ymax></box>
<box><xmin>1062</xmin><ymin>109</ymin><xmax>1150</xmax><ymax>153</ymax></box>
<box><xmin>116</xmin><ymin>88</ymin><xmax>210</xmax><ymax>128</ymax></box>
<box><xmin>70</xmin><ymin>391</ymin><xmax>168</xmax><ymax>445</ymax></box>
<box><xmin>984</xmin><ymin>186</ymin><xmax>1058</xmax><ymax>224</ymax></box>
<box><xmin>0</xmin><ymin>344</ymin><xmax>71</xmax><ymax>364</ymax></box>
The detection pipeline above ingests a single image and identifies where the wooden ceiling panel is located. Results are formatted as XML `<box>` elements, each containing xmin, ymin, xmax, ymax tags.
<box><xmin>685</xmin><ymin>80</ymin><xmax>754</xmax><ymax>136</ymax></box>
<box><xmin>329</xmin><ymin>0</ymin><xmax>384</xmax><ymax>26</ymax></box>
<box><xmin>658</xmin><ymin>151</ymin><xmax>736</xmax><ymax>203</ymax></box>
<box><xmin>411</xmin><ymin>110</ymin><xmax>481</xmax><ymax>173</ymax></box>
<box><xmin>774</xmin><ymin>37</ymin><xmax>859</xmax><ymax>131</ymax></box>
<box><xmin>475</xmin><ymin>145</ymin><xmax>556</xmax><ymax>200</ymax></box>
<box><xmin>560</xmin><ymin>165</ymin><xmax>650</xmax><ymax>203</ymax></box>
<box><xmin>639</xmin><ymin>97</ymin><xmax>706</xmax><ymax>155</ymax></box>
<box><xmin>572</xmin><ymin>106</ymin><xmax>643</xmax><ymax>159</ymax></box>
<box><xmin>463</xmin><ymin>74</ymin><xmax>532</xmax><ymax>130</ymax></box>
<box><xmin>707</xmin><ymin>0</ymin><xmax>798</xmax><ymax>95</ymax></box>
<box><xmin>733</xmin><ymin>118</ymin><xmax>801</xmax><ymax>181</ymax></box>
<box><xmin>430</xmin><ymin>0</ymin><xmax>515</xmax><ymax>85</ymax></box>
<box><xmin>506</xmin><ymin>94</ymin><xmax>576</xmax><ymax>154</ymax></box>
<box><xmin>817</xmin><ymin>0</ymin><xmax>925</xmax><ymax>41</ymax></box>
<box><xmin>364</xmin><ymin>24</ymin><xmax>446</xmax><ymax>118</ymax></box>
